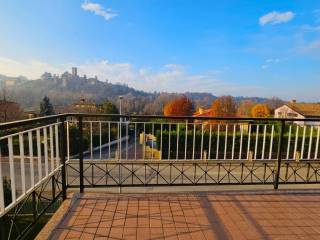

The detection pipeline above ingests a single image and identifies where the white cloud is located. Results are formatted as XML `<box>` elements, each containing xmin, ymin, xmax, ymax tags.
<box><xmin>81</xmin><ymin>1</ymin><xmax>118</xmax><ymax>21</ymax></box>
<box><xmin>0</xmin><ymin>57</ymin><xmax>65</xmax><ymax>79</ymax></box>
<box><xmin>265</xmin><ymin>58</ymin><xmax>280</xmax><ymax>63</ymax></box>
<box><xmin>0</xmin><ymin>57</ymin><xmax>259</xmax><ymax>96</ymax></box>
<box><xmin>261</xmin><ymin>58</ymin><xmax>282</xmax><ymax>70</ymax></box>
<box><xmin>259</xmin><ymin>11</ymin><xmax>295</xmax><ymax>26</ymax></box>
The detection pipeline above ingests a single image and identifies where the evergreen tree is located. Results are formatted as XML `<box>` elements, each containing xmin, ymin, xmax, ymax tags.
<box><xmin>40</xmin><ymin>96</ymin><xmax>54</xmax><ymax>116</ymax></box>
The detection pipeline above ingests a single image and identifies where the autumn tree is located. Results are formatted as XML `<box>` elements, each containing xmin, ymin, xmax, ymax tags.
<box><xmin>0</xmin><ymin>85</ymin><xmax>23</xmax><ymax>122</ymax></box>
<box><xmin>163</xmin><ymin>96</ymin><xmax>194</xmax><ymax>116</ymax></box>
<box><xmin>210</xmin><ymin>96</ymin><xmax>236</xmax><ymax>117</ymax></box>
<box><xmin>237</xmin><ymin>100</ymin><xmax>256</xmax><ymax>117</ymax></box>
<box><xmin>251</xmin><ymin>104</ymin><xmax>270</xmax><ymax>118</ymax></box>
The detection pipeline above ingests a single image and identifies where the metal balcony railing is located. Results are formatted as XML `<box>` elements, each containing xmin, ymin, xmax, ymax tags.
<box><xmin>0</xmin><ymin>113</ymin><xmax>320</xmax><ymax>239</ymax></box>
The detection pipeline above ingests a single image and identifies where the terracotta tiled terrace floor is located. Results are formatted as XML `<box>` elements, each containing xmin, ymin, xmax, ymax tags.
<box><xmin>39</xmin><ymin>190</ymin><xmax>320</xmax><ymax>240</ymax></box>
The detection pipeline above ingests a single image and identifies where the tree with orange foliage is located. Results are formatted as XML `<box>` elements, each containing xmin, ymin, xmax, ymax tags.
<box><xmin>210</xmin><ymin>96</ymin><xmax>236</xmax><ymax>117</ymax></box>
<box><xmin>251</xmin><ymin>104</ymin><xmax>270</xmax><ymax>118</ymax></box>
<box><xmin>163</xmin><ymin>96</ymin><xmax>194</xmax><ymax>116</ymax></box>
<box><xmin>237</xmin><ymin>100</ymin><xmax>256</xmax><ymax>117</ymax></box>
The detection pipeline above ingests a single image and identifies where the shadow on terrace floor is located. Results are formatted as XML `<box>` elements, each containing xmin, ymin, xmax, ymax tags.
<box><xmin>37</xmin><ymin>189</ymin><xmax>320</xmax><ymax>240</ymax></box>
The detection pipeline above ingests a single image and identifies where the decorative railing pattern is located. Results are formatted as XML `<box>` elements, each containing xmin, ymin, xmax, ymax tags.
<box><xmin>0</xmin><ymin>113</ymin><xmax>319</xmax><ymax>239</ymax></box>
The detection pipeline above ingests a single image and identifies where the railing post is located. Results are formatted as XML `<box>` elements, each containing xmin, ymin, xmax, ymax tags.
<box><xmin>78</xmin><ymin>116</ymin><xmax>84</xmax><ymax>193</ymax></box>
<box><xmin>0</xmin><ymin>216</ymin><xmax>6</xmax><ymax>239</ymax></box>
<box><xmin>274</xmin><ymin>120</ymin><xmax>285</xmax><ymax>189</ymax></box>
<box><xmin>59</xmin><ymin>117</ymin><xmax>67</xmax><ymax>200</ymax></box>
<box><xmin>32</xmin><ymin>191</ymin><xmax>37</xmax><ymax>221</ymax></box>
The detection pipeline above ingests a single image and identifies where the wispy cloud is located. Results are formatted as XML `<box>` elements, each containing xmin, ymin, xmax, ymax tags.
<box><xmin>259</xmin><ymin>11</ymin><xmax>295</xmax><ymax>26</ymax></box>
<box><xmin>261</xmin><ymin>58</ymin><xmax>281</xmax><ymax>70</ymax></box>
<box><xmin>0</xmin><ymin>57</ymin><xmax>65</xmax><ymax>79</ymax></box>
<box><xmin>266</xmin><ymin>58</ymin><xmax>280</xmax><ymax>63</ymax></box>
<box><xmin>81</xmin><ymin>1</ymin><xmax>118</xmax><ymax>21</ymax></box>
<box><xmin>300</xmin><ymin>39</ymin><xmax>320</xmax><ymax>52</ymax></box>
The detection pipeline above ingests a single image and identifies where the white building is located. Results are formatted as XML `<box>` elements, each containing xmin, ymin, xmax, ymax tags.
<box><xmin>274</xmin><ymin>100</ymin><xmax>320</xmax><ymax>125</ymax></box>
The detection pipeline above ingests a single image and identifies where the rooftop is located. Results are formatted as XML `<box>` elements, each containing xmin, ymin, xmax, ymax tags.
<box><xmin>287</xmin><ymin>102</ymin><xmax>320</xmax><ymax>117</ymax></box>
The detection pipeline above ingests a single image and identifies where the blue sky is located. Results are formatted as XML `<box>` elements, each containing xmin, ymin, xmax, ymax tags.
<box><xmin>0</xmin><ymin>0</ymin><xmax>319</xmax><ymax>101</ymax></box>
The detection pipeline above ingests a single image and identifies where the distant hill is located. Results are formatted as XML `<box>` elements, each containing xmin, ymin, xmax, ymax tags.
<box><xmin>0</xmin><ymin>70</ymin><xmax>273</xmax><ymax>114</ymax></box>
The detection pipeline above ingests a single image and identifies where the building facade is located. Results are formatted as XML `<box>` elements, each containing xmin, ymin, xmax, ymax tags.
<box><xmin>274</xmin><ymin>101</ymin><xmax>320</xmax><ymax>125</ymax></box>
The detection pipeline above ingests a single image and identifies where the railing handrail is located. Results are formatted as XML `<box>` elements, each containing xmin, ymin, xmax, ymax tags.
<box><xmin>1</xmin><ymin>112</ymin><xmax>320</xmax><ymax>131</ymax></box>
<box><xmin>55</xmin><ymin>113</ymin><xmax>320</xmax><ymax>122</ymax></box>
<box><xmin>0</xmin><ymin>113</ymin><xmax>67</xmax><ymax>130</ymax></box>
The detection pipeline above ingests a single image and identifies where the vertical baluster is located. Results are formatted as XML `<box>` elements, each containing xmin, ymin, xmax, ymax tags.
<box><xmin>269</xmin><ymin>125</ymin><xmax>274</xmax><ymax>160</ymax></box>
<box><xmin>301</xmin><ymin>126</ymin><xmax>306</xmax><ymax>159</ymax></box>
<box><xmin>66</xmin><ymin>121</ymin><xmax>70</xmax><ymax>161</ymax></box>
<box><xmin>262</xmin><ymin>125</ymin><xmax>267</xmax><ymax>160</ymax></box>
<box><xmin>0</xmin><ymin>150</ymin><xmax>4</xmax><ymax>212</ymax></box>
<box><xmin>49</xmin><ymin>126</ymin><xmax>54</xmax><ymax>171</ymax></box>
<box><xmin>200</xmin><ymin>124</ymin><xmax>204</xmax><ymax>160</ymax></box>
<box><xmin>184</xmin><ymin>121</ymin><xmax>188</xmax><ymax>160</ymax></box>
<box><xmin>19</xmin><ymin>133</ymin><xmax>26</xmax><ymax>194</ymax></box>
<box><xmin>308</xmin><ymin>126</ymin><xmax>313</xmax><ymax>160</ymax></box>
<box><xmin>143</xmin><ymin>122</ymin><xmax>146</xmax><ymax>160</ymax></box>
<box><xmin>108</xmin><ymin>122</ymin><xmax>111</xmax><ymax>159</ymax></box>
<box><xmin>254</xmin><ymin>125</ymin><xmax>259</xmax><ymax>160</ymax></box>
<box><xmin>117</xmin><ymin>122</ymin><xmax>120</xmax><ymax>159</ymax></box>
<box><xmin>55</xmin><ymin>124</ymin><xmax>60</xmax><ymax>168</ymax></box>
<box><xmin>99</xmin><ymin>122</ymin><xmax>102</xmax><ymax>160</ymax></box>
<box><xmin>176</xmin><ymin>123</ymin><xmax>179</xmax><ymax>160</ymax></box>
<box><xmin>216</xmin><ymin>124</ymin><xmax>220</xmax><ymax>159</ymax></box>
<box><xmin>294</xmin><ymin>125</ymin><xmax>299</xmax><ymax>160</ymax></box>
<box><xmin>168</xmin><ymin>123</ymin><xmax>171</xmax><ymax>159</ymax></box>
<box><xmin>286</xmin><ymin>125</ymin><xmax>292</xmax><ymax>160</ymax></box>
<box><xmin>231</xmin><ymin>125</ymin><xmax>236</xmax><ymax>160</ymax></box>
<box><xmin>315</xmin><ymin>126</ymin><xmax>320</xmax><ymax>159</ymax></box>
<box><xmin>208</xmin><ymin>124</ymin><xmax>212</xmax><ymax>160</ymax></box>
<box><xmin>135</xmin><ymin>122</ymin><xmax>137</xmax><ymax>160</ymax></box>
<box><xmin>8</xmin><ymin>137</ymin><xmax>16</xmax><ymax>202</ymax></box>
<box><xmin>28</xmin><ymin>131</ymin><xmax>35</xmax><ymax>187</ymax></box>
<box><xmin>160</xmin><ymin>123</ymin><xmax>163</xmax><ymax>160</ymax></box>
<box><xmin>43</xmin><ymin>127</ymin><xmax>49</xmax><ymax>176</ymax></box>
<box><xmin>126</xmin><ymin>122</ymin><xmax>129</xmax><ymax>160</ymax></box>
<box><xmin>224</xmin><ymin>124</ymin><xmax>228</xmax><ymax>160</ymax></box>
<box><xmin>119</xmin><ymin>120</ymin><xmax>122</xmax><ymax>160</ymax></box>
<box><xmin>90</xmin><ymin>122</ymin><xmax>93</xmax><ymax>160</ymax></box>
<box><xmin>192</xmin><ymin>123</ymin><xmax>196</xmax><ymax>160</ymax></box>
<box><xmin>36</xmin><ymin>129</ymin><xmax>42</xmax><ymax>181</ymax></box>
<box><xmin>247</xmin><ymin>125</ymin><xmax>252</xmax><ymax>160</ymax></box>
<box><xmin>78</xmin><ymin>116</ymin><xmax>84</xmax><ymax>193</ymax></box>
<box><xmin>239</xmin><ymin>125</ymin><xmax>243</xmax><ymax>159</ymax></box>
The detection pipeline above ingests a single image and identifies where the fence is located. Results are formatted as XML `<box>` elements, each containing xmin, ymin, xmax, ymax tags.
<box><xmin>0</xmin><ymin>113</ymin><xmax>320</xmax><ymax>239</ymax></box>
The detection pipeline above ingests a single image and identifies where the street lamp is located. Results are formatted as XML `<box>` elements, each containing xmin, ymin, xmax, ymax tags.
<box><xmin>119</xmin><ymin>96</ymin><xmax>123</xmax><ymax>115</ymax></box>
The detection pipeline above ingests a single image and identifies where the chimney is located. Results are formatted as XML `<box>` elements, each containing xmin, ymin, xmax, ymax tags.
<box><xmin>290</xmin><ymin>99</ymin><xmax>297</xmax><ymax>104</ymax></box>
